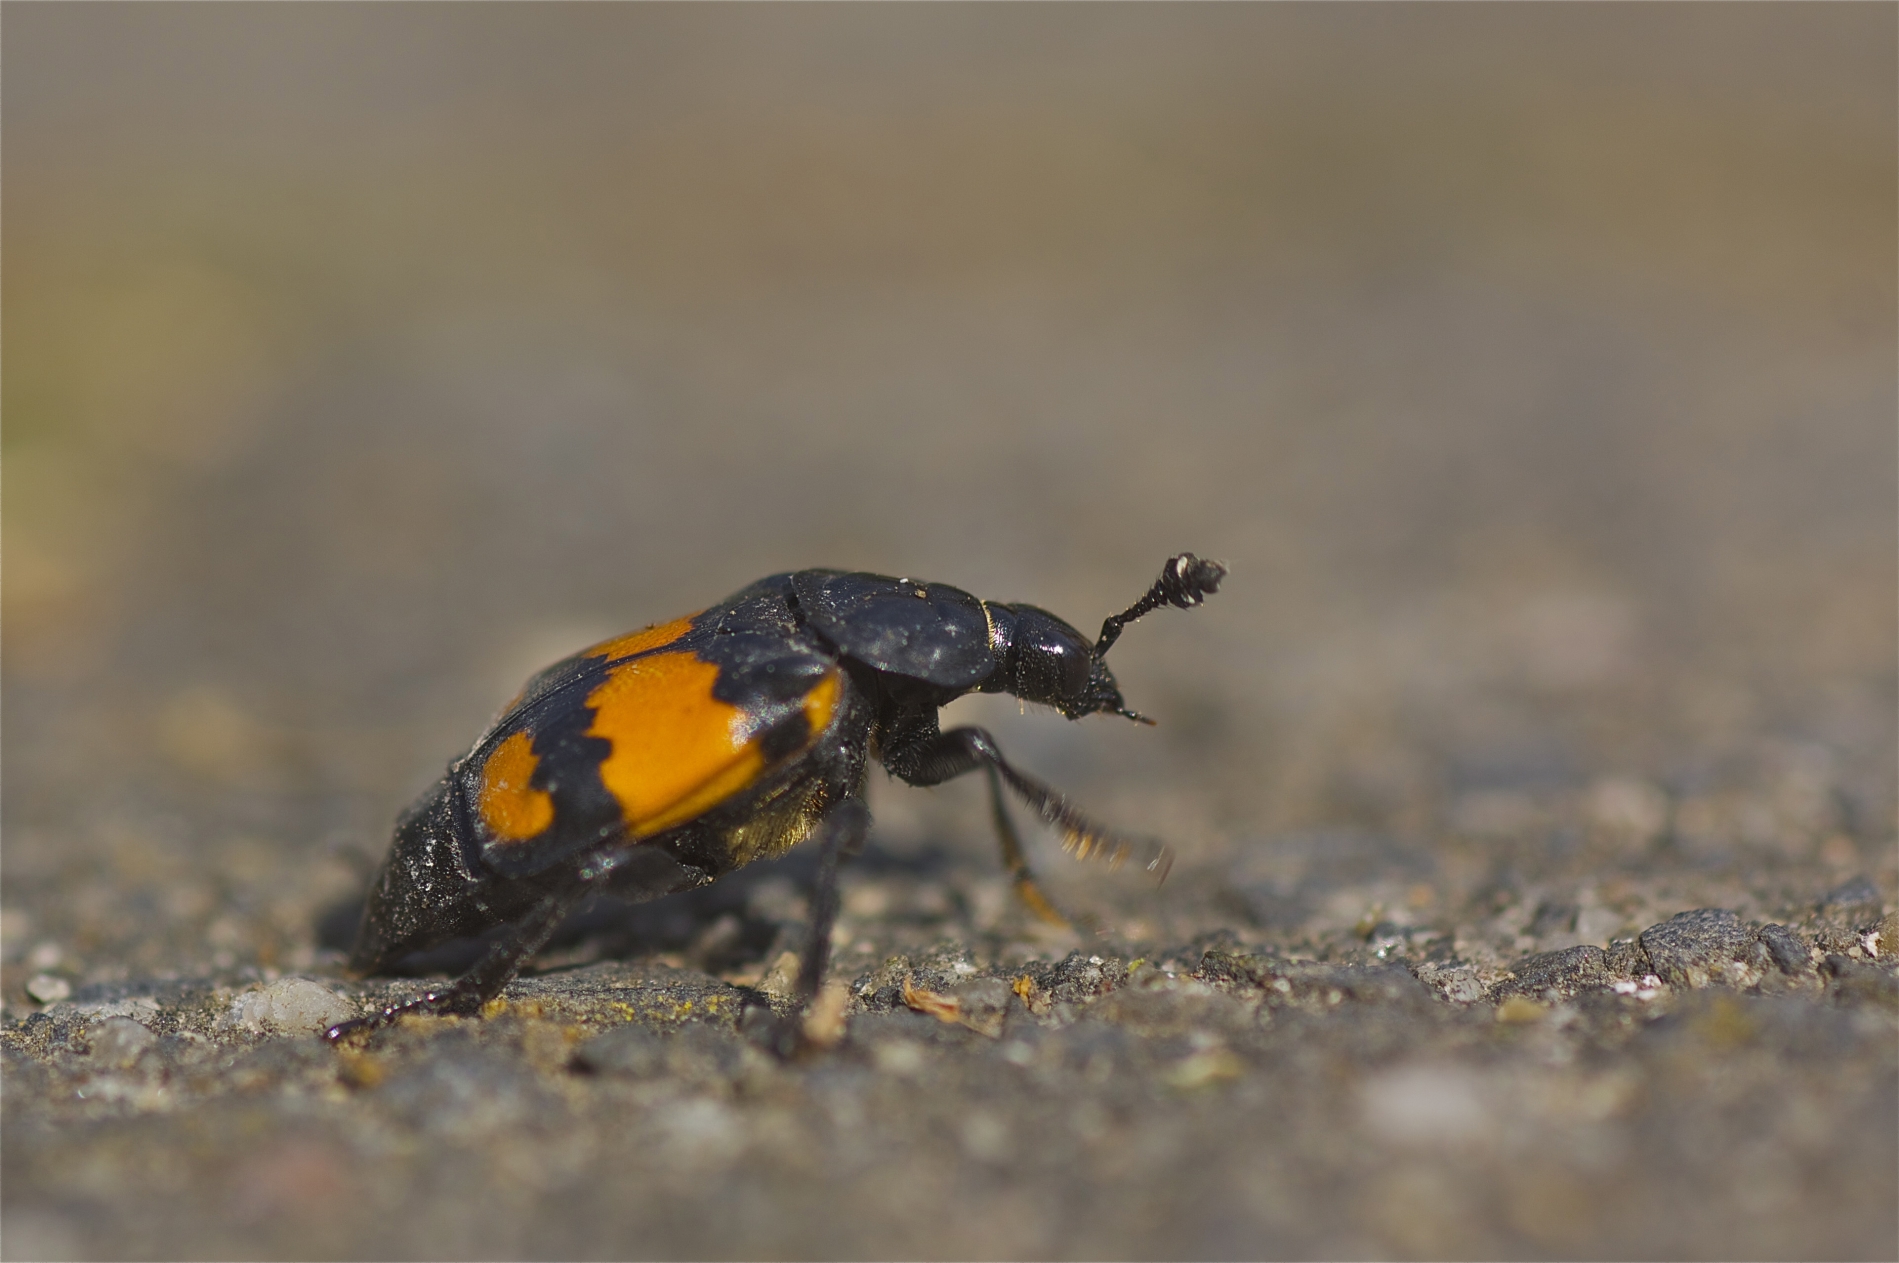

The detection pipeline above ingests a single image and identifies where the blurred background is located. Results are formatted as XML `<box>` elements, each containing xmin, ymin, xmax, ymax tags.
<box><xmin>4</xmin><ymin>3</ymin><xmax>1893</xmax><ymax>978</ymax></box>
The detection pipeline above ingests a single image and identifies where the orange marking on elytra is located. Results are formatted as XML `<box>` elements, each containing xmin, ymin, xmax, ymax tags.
<box><xmin>585</xmin><ymin>615</ymin><xmax>697</xmax><ymax>663</ymax></box>
<box><xmin>585</xmin><ymin>652</ymin><xmax>757</xmax><ymax>838</ymax></box>
<box><xmin>801</xmin><ymin>670</ymin><xmax>842</xmax><ymax>736</ymax></box>
<box><xmin>586</xmin><ymin>654</ymin><xmax>842</xmax><ymax>839</ymax></box>
<box><xmin>478</xmin><ymin>731</ymin><xmax>555</xmax><ymax>842</ymax></box>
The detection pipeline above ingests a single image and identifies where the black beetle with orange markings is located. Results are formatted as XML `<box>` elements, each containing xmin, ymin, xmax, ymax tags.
<box><xmin>326</xmin><ymin>553</ymin><xmax>1225</xmax><ymax>1052</ymax></box>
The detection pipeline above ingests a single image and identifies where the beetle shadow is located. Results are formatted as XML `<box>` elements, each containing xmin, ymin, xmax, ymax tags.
<box><xmin>311</xmin><ymin>831</ymin><xmax>992</xmax><ymax>980</ymax></box>
<box><xmin>315</xmin><ymin>895</ymin><xmax>366</xmax><ymax>956</ymax></box>
<box><xmin>308</xmin><ymin>852</ymin><xmax>827</xmax><ymax>980</ymax></box>
<box><xmin>551</xmin><ymin>836</ymin><xmax>989</xmax><ymax>973</ymax></box>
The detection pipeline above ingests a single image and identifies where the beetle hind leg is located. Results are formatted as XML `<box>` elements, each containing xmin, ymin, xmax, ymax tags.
<box><xmin>324</xmin><ymin>881</ymin><xmax>591</xmax><ymax>1043</ymax></box>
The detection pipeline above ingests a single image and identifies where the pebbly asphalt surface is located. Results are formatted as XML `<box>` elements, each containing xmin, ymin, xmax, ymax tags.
<box><xmin>3</xmin><ymin>7</ymin><xmax>1895</xmax><ymax>1259</ymax></box>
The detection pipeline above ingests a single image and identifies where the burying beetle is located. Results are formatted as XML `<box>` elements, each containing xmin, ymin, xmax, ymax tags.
<box><xmin>328</xmin><ymin>554</ymin><xmax>1225</xmax><ymax>1052</ymax></box>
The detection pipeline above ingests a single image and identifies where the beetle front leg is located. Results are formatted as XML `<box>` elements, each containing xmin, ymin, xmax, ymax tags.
<box><xmin>983</xmin><ymin>764</ymin><xmax>1073</xmax><ymax>929</ymax></box>
<box><xmin>881</xmin><ymin>720</ymin><xmax>1070</xmax><ymax>924</ymax></box>
<box><xmin>881</xmin><ymin>718</ymin><xmax>1169</xmax><ymax>916</ymax></box>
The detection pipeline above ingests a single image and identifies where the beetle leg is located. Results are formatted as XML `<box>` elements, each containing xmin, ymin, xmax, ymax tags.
<box><xmin>882</xmin><ymin>722</ymin><xmax>1173</xmax><ymax>885</ymax></box>
<box><xmin>792</xmin><ymin>797</ymin><xmax>870</xmax><ymax>1002</ymax></box>
<box><xmin>748</xmin><ymin>796</ymin><xmax>871</xmax><ymax>1058</ymax></box>
<box><xmin>983</xmin><ymin>764</ymin><xmax>1073</xmax><ymax>929</ymax></box>
<box><xmin>324</xmin><ymin>879</ymin><xmax>593</xmax><ymax>1043</ymax></box>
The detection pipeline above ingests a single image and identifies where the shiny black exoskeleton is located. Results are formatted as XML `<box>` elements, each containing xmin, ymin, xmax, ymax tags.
<box><xmin>327</xmin><ymin>553</ymin><xmax>1226</xmax><ymax>1053</ymax></box>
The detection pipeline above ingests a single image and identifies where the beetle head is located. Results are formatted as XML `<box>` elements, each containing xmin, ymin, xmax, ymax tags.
<box><xmin>982</xmin><ymin>554</ymin><xmax>1226</xmax><ymax>724</ymax></box>
<box><xmin>985</xmin><ymin>603</ymin><xmax>1137</xmax><ymax>721</ymax></box>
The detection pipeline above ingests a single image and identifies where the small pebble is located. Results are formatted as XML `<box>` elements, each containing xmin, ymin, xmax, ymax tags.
<box><xmin>947</xmin><ymin>978</ymin><xmax>1013</xmax><ymax>1038</ymax></box>
<box><xmin>1433</xmin><ymin>967</ymin><xmax>1486</xmax><ymax>1004</ymax></box>
<box><xmin>1758</xmin><ymin>924</ymin><xmax>1812</xmax><ymax>976</ymax></box>
<box><xmin>88</xmin><ymin>1017</ymin><xmax>157</xmax><ymax>1068</ymax></box>
<box><xmin>226</xmin><ymin>978</ymin><xmax>354</xmax><ymax>1034</ymax></box>
<box><xmin>26</xmin><ymin>974</ymin><xmax>71</xmax><ymax>1004</ymax></box>
<box><xmin>758</xmin><ymin>951</ymin><xmax>801</xmax><ymax>1000</ymax></box>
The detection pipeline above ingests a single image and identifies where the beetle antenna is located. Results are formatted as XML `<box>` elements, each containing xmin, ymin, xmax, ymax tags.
<box><xmin>1094</xmin><ymin>553</ymin><xmax>1227</xmax><ymax>658</ymax></box>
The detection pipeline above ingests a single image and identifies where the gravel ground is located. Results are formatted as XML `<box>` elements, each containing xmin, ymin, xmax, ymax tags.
<box><xmin>4</xmin><ymin>7</ymin><xmax>1895</xmax><ymax>1260</ymax></box>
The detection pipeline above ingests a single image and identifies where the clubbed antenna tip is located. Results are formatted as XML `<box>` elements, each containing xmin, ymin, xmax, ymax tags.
<box><xmin>1093</xmin><ymin>553</ymin><xmax>1228</xmax><ymax>658</ymax></box>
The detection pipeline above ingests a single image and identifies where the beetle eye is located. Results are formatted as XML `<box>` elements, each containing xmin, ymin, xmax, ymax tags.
<box><xmin>1046</xmin><ymin>636</ymin><xmax>1091</xmax><ymax>698</ymax></box>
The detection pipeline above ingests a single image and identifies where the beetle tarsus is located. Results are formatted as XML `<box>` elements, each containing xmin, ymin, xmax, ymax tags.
<box><xmin>322</xmin><ymin>990</ymin><xmax>455</xmax><ymax>1044</ymax></box>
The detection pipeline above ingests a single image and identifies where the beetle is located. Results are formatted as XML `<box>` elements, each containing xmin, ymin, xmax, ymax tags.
<box><xmin>325</xmin><ymin>553</ymin><xmax>1225</xmax><ymax>1051</ymax></box>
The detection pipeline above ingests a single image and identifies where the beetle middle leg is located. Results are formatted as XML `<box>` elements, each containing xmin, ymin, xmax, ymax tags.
<box><xmin>745</xmin><ymin>795</ymin><xmax>871</xmax><ymax>1058</ymax></box>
